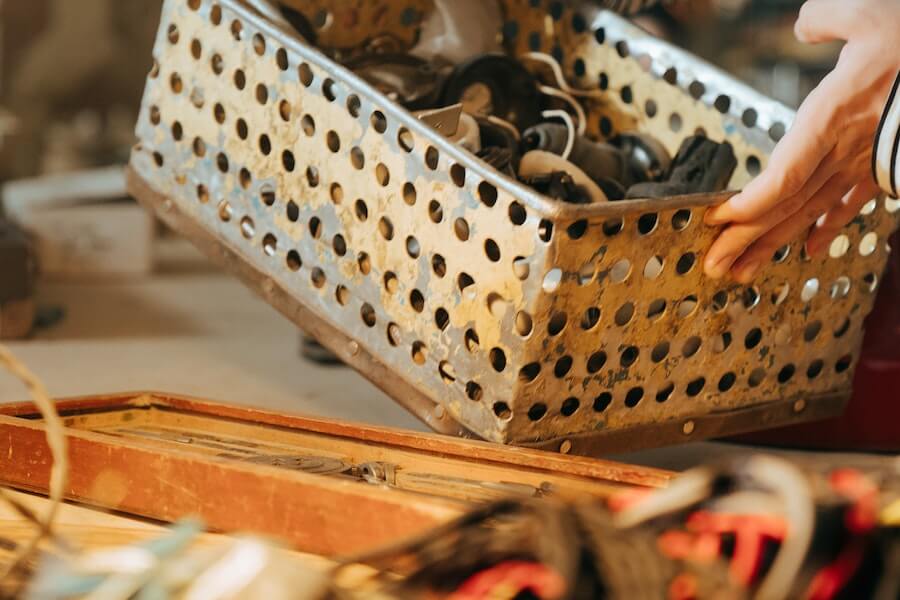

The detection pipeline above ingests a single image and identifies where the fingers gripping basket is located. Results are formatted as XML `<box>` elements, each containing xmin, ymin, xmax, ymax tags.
<box><xmin>127</xmin><ymin>0</ymin><xmax>900</xmax><ymax>454</ymax></box>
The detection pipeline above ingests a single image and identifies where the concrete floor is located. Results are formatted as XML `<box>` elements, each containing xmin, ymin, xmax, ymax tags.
<box><xmin>1</xmin><ymin>238</ymin><xmax>893</xmax><ymax>472</ymax></box>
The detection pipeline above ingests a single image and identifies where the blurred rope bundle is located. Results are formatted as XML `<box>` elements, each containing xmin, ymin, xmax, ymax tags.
<box><xmin>0</xmin><ymin>344</ymin><xmax>68</xmax><ymax>595</ymax></box>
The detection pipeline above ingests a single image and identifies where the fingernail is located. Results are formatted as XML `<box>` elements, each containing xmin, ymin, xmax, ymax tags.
<box><xmin>735</xmin><ymin>260</ymin><xmax>761</xmax><ymax>283</ymax></box>
<box><xmin>705</xmin><ymin>253</ymin><xmax>735</xmax><ymax>279</ymax></box>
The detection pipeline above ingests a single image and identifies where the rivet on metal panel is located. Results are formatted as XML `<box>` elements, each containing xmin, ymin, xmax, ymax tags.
<box><xmin>348</xmin><ymin>341</ymin><xmax>360</xmax><ymax>356</ymax></box>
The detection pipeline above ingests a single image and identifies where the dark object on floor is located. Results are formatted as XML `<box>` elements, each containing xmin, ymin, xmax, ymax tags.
<box><xmin>520</xmin><ymin>172</ymin><xmax>593</xmax><ymax>205</ymax></box>
<box><xmin>32</xmin><ymin>305</ymin><xmax>65</xmax><ymax>331</ymax></box>
<box><xmin>626</xmin><ymin>136</ymin><xmax>736</xmax><ymax>198</ymax></box>
<box><xmin>441</xmin><ymin>54</ymin><xmax>542</xmax><ymax>132</ymax></box>
<box><xmin>0</xmin><ymin>220</ymin><xmax>34</xmax><ymax>340</ymax></box>
<box><xmin>300</xmin><ymin>334</ymin><xmax>345</xmax><ymax>366</ymax></box>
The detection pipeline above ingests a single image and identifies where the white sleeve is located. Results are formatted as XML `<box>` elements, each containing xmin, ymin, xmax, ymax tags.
<box><xmin>603</xmin><ymin>0</ymin><xmax>666</xmax><ymax>14</ymax></box>
<box><xmin>873</xmin><ymin>72</ymin><xmax>900</xmax><ymax>198</ymax></box>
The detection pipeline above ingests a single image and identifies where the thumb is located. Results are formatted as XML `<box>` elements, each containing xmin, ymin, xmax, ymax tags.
<box><xmin>794</xmin><ymin>0</ymin><xmax>857</xmax><ymax>44</ymax></box>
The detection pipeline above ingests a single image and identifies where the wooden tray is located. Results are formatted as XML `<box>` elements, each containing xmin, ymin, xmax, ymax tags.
<box><xmin>0</xmin><ymin>392</ymin><xmax>670</xmax><ymax>556</ymax></box>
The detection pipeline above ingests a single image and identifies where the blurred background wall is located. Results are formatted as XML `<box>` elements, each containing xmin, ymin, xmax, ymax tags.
<box><xmin>0</xmin><ymin>0</ymin><xmax>161</xmax><ymax>179</ymax></box>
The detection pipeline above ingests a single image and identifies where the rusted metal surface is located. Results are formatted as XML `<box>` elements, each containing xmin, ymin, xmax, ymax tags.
<box><xmin>128</xmin><ymin>0</ymin><xmax>900</xmax><ymax>451</ymax></box>
<box><xmin>0</xmin><ymin>392</ymin><xmax>669</xmax><ymax>555</ymax></box>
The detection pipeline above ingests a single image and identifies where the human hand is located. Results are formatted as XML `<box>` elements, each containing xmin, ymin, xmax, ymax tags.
<box><xmin>703</xmin><ymin>0</ymin><xmax>900</xmax><ymax>283</ymax></box>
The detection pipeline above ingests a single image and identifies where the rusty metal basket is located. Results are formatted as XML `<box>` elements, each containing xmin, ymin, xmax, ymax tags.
<box><xmin>127</xmin><ymin>0</ymin><xmax>900</xmax><ymax>455</ymax></box>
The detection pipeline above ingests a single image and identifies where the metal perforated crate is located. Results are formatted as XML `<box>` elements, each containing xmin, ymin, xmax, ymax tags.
<box><xmin>127</xmin><ymin>0</ymin><xmax>900</xmax><ymax>455</ymax></box>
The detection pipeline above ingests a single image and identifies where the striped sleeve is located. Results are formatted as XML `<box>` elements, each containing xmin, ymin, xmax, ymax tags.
<box><xmin>873</xmin><ymin>72</ymin><xmax>900</xmax><ymax>198</ymax></box>
<box><xmin>602</xmin><ymin>0</ymin><xmax>667</xmax><ymax>14</ymax></box>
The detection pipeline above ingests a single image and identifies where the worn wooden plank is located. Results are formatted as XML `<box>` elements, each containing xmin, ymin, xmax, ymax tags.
<box><xmin>0</xmin><ymin>391</ymin><xmax>672</xmax><ymax>488</ymax></box>
<box><xmin>0</xmin><ymin>414</ymin><xmax>458</xmax><ymax>556</ymax></box>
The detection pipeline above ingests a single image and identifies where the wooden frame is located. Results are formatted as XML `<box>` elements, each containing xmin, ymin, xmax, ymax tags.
<box><xmin>0</xmin><ymin>392</ymin><xmax>670</xmax><ymax>556</ymax></box>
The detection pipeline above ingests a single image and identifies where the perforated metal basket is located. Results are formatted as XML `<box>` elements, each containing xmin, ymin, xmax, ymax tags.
<box><xmin>128</xmin><ymin>0</ymin><xmax>900</xmax><ymax>455</ymax></box>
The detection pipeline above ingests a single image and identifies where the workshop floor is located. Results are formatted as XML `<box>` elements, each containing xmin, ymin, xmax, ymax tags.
<box><xmin>1</xmin><ymin>236</ymin><xmax>893</xmax><ymax>472</ymax></box>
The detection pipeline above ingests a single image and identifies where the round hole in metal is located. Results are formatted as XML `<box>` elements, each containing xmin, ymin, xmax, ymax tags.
<box><xmin>335</xmin><ymin>286</ymin><xmax>349</xmax><ymax>306</ymax></box>
<box><xmin>651</xmin><ymin>341</ymin><xmax>669</xmax><ymax>363</ymax></box>
<box><xmin>402</xmin><ymin>182</ymin><xmax>416</xmax><ymax>205</ymax></box>
<box><xmin>581</xmin><ymin>307</ymin><xmax>600</xmax><ymax>330</ymax></box>
<box><xmin>561</xmin><ymin>397</ymin><xmax>580</xmax><ymax>416</ymax></box>
<box><xmin>593</xmin><ymin>393</ymin><xmax>612</xmax><ymax>413</ymax></box>
<box><xmin>615</xmin><ymin>302</ymin><xmax>635</xmax><ymax>326</ymax></box>
<box><xmin>777</xmin><ymin>364</ymin><xmax>796</xmax><ymax>384</ymax></box>
<box><xmin>554</xmin><ymin>356</ymin><xmax>573</xmax><ymax>378</ymax></box>
<box><xmin>387</xmin><ymin>323</ymin><xmax>401</xmax><ymax>347</ymax></box>
<box><xmin>610</xmin><ymin>259</ymin><xmax>631</xmax><ymax>283</ymax></box>
<box><xmin>528</xmin><ymin>403</ymin><xmax>547</xmax><ymax>421</ymax></box>
<box><xmin>489</xmin><ymin>348</ymin><xmax>507</xmax><ymax>372</ymax></box>
<box><xmin>748</xmin><ymin>368</ymin><xmax>765</xmax><ymax>387</ymax></box>
<box><xmin>656</xmin><ymin>383</ymin><xmax>675</xmax><ymax>402</ymax></box>
<box><xmin>409</xmin><ymin>289</ymin><xmax>425</xmax><ymax>313</ymax></box>
<box><xmin>711</xmin><ymin>290</ymin><xmax>729</xmax><ymax>312</ymax></box>
<box><xmin>803</xmin><ymin>320</ymin><xmax>822</xmax><ymax>342</ymax></box>
<box><xmin>428</xmin><ymin>200</ymin><xmax>443</xmax><ymax>223</ymax></box>
<box><xmin>239</xmin><ymin>216</ymin><xmax>254</xmax><ymax>239</ymax></box>
<box><xmin>718</xmin><ymin>372</ymin><xmax>736</xmax><ymax>392</ymax></box>
<box><xmin>515</xmin><ymin>311</ymin><xmax>533</xmax><ymax>337</ymax></box>
<box><xmin>542</xmin><ymin>268</ymin><xmax>562</xmax><ymax>293</ymax></box>
<box><xmin>411</xmin><ymin>341</ymin><xmax>427</xmax><ymax>365</ymax></box>
<box><xmin>744</xmin><ymin>327</ymin><xmax>762</xmax><ymax>349</ymax></box>
<box><xmin>686</xmin><ymin>377</ymin><xmax>705</xmax><ymax>396</ymax></box>
<box><xmin>646</xmin><ymin>298</ymin><xmax>667</xmax><ymax>320</ymax></box>
<box><xmin>464</xmin><ymin>329</ymin><xmax>480</xmax><ymax>353</ymax></box>
<box><xmin>519</xmin><ymin>362</ymin><xmax>540</xmax><ymax>382</ymax></box>
<box><xmin>509</xmin><ymin>202</ymin><xmax>527</xmax><ymax>225</ymax></box>
<box><xmin>587</xmin><ymin>351</ymin><xmax>606</xmax><ymax>373</ymax></box>
<box><xmin>859</xmin><ymin>232</ymin><xmax>878</xmax><ymax>256</ymax></box>
<box><xmin>644</xmin><ymin>256</ymin><xmax>664</xmax><ymax>280</ymax></box>
<box><xmin>801</xmin><ymin>278</ymin><xmax>819</xmax><ymax>302</ymax></box>
<box><xmin>833</xmin><ymin>317</ymin><xmax>851</xmax><ymax>338</ymax></box>
<box><xmin>432</xmin><ymin>254</ymin><xmax>447</xmax><ymax>278</ymax></box>
<box><xmin>830</xmin><ymin>276</ymin><xmax>851</xmax><ymax>299</ymax></box>
<box><xmin>624</xmin><ymin>388</ymin><xmax>643</xmax><ymax>408</ymax></box>
<box><xmin>620</xmin><ymin>346</ymin><xmax>639</xmax><ymax>367</ymax></box>
<box><xmin>262</xmin><ymin>233</ymin><xmax>276</xmax><ymax>256</ymax></box>
<box><xmin>682</xmin><ymin>336</ymin><xmax>701</xmax><ymax>358</ymax></box>
<box><xmin>807</xmin><ymin>359</ymin><xmax>824</xmax><ymax>379</ymax></box>
<box><xmin>672</xmin><ymin>209</ymin><xmax>692</xmax><ymax>231</ymax></box>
